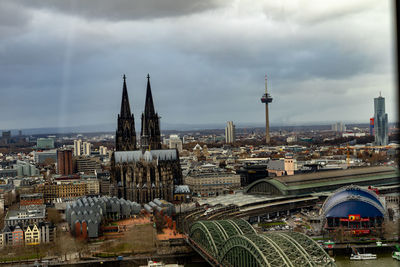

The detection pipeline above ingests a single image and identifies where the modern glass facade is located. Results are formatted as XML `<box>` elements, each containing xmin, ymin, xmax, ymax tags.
<box><xmin>374</xmin><ymin>96</ymin><xmax>388</xmax><ymax>145</ymax></box>
<box><xmin>36</xmin><ymin>138</ymin><xmax>54</xmax><ymax>149</ymax></box>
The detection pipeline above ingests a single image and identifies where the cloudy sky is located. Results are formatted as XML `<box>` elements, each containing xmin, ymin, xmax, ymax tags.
<box><xmin>0</xmin><ymin>0</ymin><xmax>397</xmax><ymax>130</ymax></box>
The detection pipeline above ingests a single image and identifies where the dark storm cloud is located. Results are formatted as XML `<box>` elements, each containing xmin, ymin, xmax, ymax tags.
<box><xmin>0</xmin><ymin>0</ymin><xmax>396</xmax><ymax>130</ymax></box>
<box><xmin>15</xmin><ymin>0</ymin><xmax>228</xmax><ymax>21</ymax></box>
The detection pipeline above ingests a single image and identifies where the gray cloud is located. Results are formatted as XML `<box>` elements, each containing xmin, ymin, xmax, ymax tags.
<box><xmin>260</xmin><ymin>0</ymin><xmax>379</xmax><ymax>24</ymax></box>
<box><xmin>0</xmin><ymin>1</ymin><xmax>32</xmax><ymax>37</ymax></box>
<box><xmin>15</xmin><ymin>0</ymin><xmax>228</xmax><ymax>21</ymax></box>
<box><xmin>0</xmin><ymin>0</ymin><xmax>396</xmax><ymax>130</ymax></box>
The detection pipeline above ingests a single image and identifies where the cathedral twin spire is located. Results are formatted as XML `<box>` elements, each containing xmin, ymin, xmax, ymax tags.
<box><xmin>120</xmin><ymin>75</ymin><xmax>132</xmax><ymax>119</ymax></box>
<box><xmin>141</xmin><ymin>74</ymin><xmax>161</xmax><ymax>150</ymax></box>
<box><xmin>115</xmin><ymin>74</ymin><xmax>161</xmax><ymax>151</ymax></box>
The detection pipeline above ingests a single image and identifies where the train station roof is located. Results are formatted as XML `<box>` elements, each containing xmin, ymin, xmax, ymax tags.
<box><xmin>275</xmin><ymin>166</ymin><xmax>396</xmax><ymax>185</ymax></box>
<box><xmin>245</xmin><ymin>166</ymin><xmax>399</xmax><ymax>196</ymax></box>
<box><xmin>197</xmin><ymin>192</ymin><xmax>282</xmax><ymax>207</ymax></box>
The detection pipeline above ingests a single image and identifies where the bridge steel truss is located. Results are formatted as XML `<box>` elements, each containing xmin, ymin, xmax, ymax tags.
<box><xmin>189</xmin><ymin>219</ymin><xmax>336</xmax><ymax>267</ymax></box>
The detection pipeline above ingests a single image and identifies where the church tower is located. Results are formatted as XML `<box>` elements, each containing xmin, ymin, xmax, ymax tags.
<box><xmin>116</xmin><ymin>75</ymin><xmax>137</xmax><ymax>151</ymax></box>
<box><xmin>141</xmin><ymin>74</ymin><xmax>161</xmax><ymax>150</ymax></box>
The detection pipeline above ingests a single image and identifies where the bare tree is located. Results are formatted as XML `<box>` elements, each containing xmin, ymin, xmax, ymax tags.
<box><xmin>154</xmin><ymin>213</ymin><xmax>166</xmax><ymax>234</ymax></box>
<box><xmin>47</xmin><ymin>208</ymin><xmax>62</xmax><ymax>224</ymax></box>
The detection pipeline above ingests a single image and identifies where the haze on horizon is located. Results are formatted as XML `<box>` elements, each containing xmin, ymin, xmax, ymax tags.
<box><xmin>0</xmin><ymin>0</ymin><xmax>397</xmax><ymax>131</ymax></box>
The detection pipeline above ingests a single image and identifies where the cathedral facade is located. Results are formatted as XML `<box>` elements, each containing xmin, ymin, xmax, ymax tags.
<box><xmin>111</xmin><ymin>75</ymin><xmax>182</xmax><ymax>203</ymax></box>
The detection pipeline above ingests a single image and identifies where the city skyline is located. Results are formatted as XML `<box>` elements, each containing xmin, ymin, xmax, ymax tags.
<box><xmin>0</xmin><ymin>1</ymin><xmax>397</xmax><ymax>130</ymax></box>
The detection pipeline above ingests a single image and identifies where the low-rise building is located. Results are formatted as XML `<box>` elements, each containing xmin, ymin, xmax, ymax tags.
<box><xmin>0</xmin><ymin>232</ymin><xmax>4</xmax><ymax>248</ymax></box>
<box><xmin>1</xmin><ymin>226</ymin><xmax>12</xmax><ymax>246</ymax></box>
<box><xmin>0</xmin><ymin>169</ymin><xmax>17</xmax><ymax>178</ymax></box>
<box><xmin>169</xmin><ymin>135</ymin><xmax>183</xmax><ymax>153</ymax></box>
<box><xmin>34</xmin><ymin>150</ymin><xmax>57</xmax><ymax>164</ymax></box>
<box><xmin>20</xmin><ymin>193</ymin><xmax>44</xmax><ymax>207</ymax></box>
<box><xmin>36</xmin><ymin>183</ymin><xmax>87</xmax><ymax>203</ymax></box>
<box><xmin>12</xmin><ymin>225</ymin><xmax>24</xmax><ymax>246</ymax></box>
<box><xmin>5</xmin><ymin>207</ymin><xmax>46</xmax><ymax>227</ymax></box>
<box><xmin>173</xmin><ymin>185</ymin><xmax>191</xmax><ymax>203</ymax></box>
<box><xmin>66</xmin><ymin>196</ymin><xmax>141</xmax><ymax>239</ymax></box>
<box><xmin>267</xmin><ymin>157</ymin><xmax>296</xmax><ymax>176</ymax></box>
<box><xmin>75</xmin><ymin>157</ymin><xmax>101</xmax><ymax>174</ymax></box>
<box><xmin>85</xmin><ymin>178</ymin><xmax>100</xmax><ymax>195</ymax></box>
<box><xmin>0</xmin><ymin>222</ymin><xmax>55</xmax><ymax>247</ymax></box>
<box><xmin>0</xmin><ymin>197</ymin><xmax>4</xmax><ymax>215</ymax></box>
<box><xmin>25</xmin><ymin>224</ymin><xmax>40</xmax><ymax>245</ymax></box>
<box><xmin>13</xmin><ymin>160</ymin><xmax>40</xmax><ymax>177</ymax></box>
<box><xmin>40</xmin><ymin>222</ymin><xmax>56</xmax><ymax>243</ymax></box>
<box><xmin>184</xmin><ymin>171</ymin><xmax>240</xmax><ymax>197</ymax></box>
<box><xmin>97</xmin><ymin>172</ymin><xmax>111</xmax><ymax>196</ymax></box>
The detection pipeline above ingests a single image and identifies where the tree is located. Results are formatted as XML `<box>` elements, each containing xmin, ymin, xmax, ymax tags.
<box><xmin>43</xmin><ymin>158</ymin><xmax>55</xmax><ymax>166</ymax></box>
<box><xmin>154</xmin><ymin>213</ymin><xmax>166</xmax><ymax>234</ymax></box>
<box><xmin>388</xmin><ymin>208</ymin><xmax>394</xmax><ymax>221</ymax></box>
<box><xmin>47</xmin><ymin>208</ymin><xmax>62</xmax><ymax>224</ymax></box>
<box><xmin>219</xmin><ymin>160</ymin><xmax>227</xmax><ymax>169</ymax></box>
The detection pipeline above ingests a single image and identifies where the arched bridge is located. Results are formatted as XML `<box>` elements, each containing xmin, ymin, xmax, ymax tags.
<box><xmin>188</xmin><ymin>219</ymin><xmax>336</xmax><ymax>267</ymax></box>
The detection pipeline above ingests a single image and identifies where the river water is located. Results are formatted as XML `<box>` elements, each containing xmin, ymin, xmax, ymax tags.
<box><xmin>334</xmin><ymin>253</ymin><xmax>398</xmax><ymax>267</ymax></box>
<box><xmin>184</xmin><ymin>254</ymin><xmax>399</xmax><ymax>266</ymax></box>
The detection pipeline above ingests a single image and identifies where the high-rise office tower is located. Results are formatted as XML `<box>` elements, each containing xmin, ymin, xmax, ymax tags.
<box><xmin>99</xmin><ymin>146</ymin><xmax>108</xmax><ymax>155</ymax></box>
<box><xmin>225</xmin><ymin>121</ymin><xmax>236</xmax><ymax>144</ymax></box>
<box><xmin>83</xmin><ymin>142</ymin><xmax>91</xmax><ymax>156</ymax></box>
<box><xmin>331</xmin><ymin>122</ymin><xmax>346</xmax><ymax>132</ymax></box>
<box><xmin>73</xmin><ymin>139</ymin><xmax>82</xmax><ymax>156</ymax></box>
<box><xmin>374</xmin><ymin>94</ymin><xmax>388</xmax><ymax>145</ymax></box>
<box><xmin>169</xmin><ymin>135</ymin><xmax>183</xmax><ymax>152</ymax></box>
<box><xmin>57</xmin><ymin>149</ymin><xmax>73</xmax><ymax>175</ymax></box>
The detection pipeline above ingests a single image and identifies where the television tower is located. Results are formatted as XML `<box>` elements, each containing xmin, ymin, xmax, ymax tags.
<box><xmin>260</xmin><ymin>74</ymin><xmax>273</xmax><ymax>144</ymax></box>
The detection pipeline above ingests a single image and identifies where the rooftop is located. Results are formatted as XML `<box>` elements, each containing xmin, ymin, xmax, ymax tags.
<box><xmin>114</xmin><ymin>149</ymin><xmax>178</xmax><ymax>163</ymax></box>
<box><xmin>197</xmin><ymin>192</ymin><xmax>281</xmax><ymax>207</ymax></box>
<box><xmin>5</xmin><ymin>207</ymin><xmax>46</xmax><ymax>221</ymax></box>
<box><xmin>276</xmin><ymin>166</ymin><xmax>395</xmax><ymax>185</ymax></box>
<box><xmin>245</xmin><ymin>166</ymin><xmax>399</xmax><ymax>196</ymax></box>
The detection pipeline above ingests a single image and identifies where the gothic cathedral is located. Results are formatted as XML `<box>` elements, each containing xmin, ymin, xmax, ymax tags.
<box><xmin>111</xmin><ymin>75</ymin><xmax>182</xmax><ymax>203</ymax></box>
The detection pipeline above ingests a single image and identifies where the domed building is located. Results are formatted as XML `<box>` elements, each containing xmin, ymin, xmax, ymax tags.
<box><xmin>321</xmin><ymin>185</ymin><xmax>385</xmax><ymax>237</ymax></box>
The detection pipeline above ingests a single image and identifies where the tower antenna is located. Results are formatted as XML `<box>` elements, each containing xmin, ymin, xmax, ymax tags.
<box><xmin>260</xmin><ymin>73</ymin><xmax>273</xmax><ymax>144</ymax></box>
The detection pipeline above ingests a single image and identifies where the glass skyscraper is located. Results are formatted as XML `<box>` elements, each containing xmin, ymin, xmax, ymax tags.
<box><xmin>374</xmin><ymin>95</ymin><xmax>388</xmax><ymax>145</ymax></box>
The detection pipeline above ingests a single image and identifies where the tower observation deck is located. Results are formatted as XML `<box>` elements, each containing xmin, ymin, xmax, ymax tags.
<box><xmin>260</xmin><ymin>74</ymin><xmax>273</xmax><ymax>144</ymax></box>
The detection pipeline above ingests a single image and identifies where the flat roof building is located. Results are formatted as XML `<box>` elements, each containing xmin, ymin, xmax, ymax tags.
<box><xmin>185</xmin><ymin>171</ymin><xmax>240</xmax><ymax>197</ymax></box>
<box><xmin>5</xmin><ymin>207</ymin><xmax>46</xmax><ymax>227</ymax></box>
<box><xmin>34</xmin><ymin>150</ymin><xmax>57</xmax><ymax>164</ymax></box>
